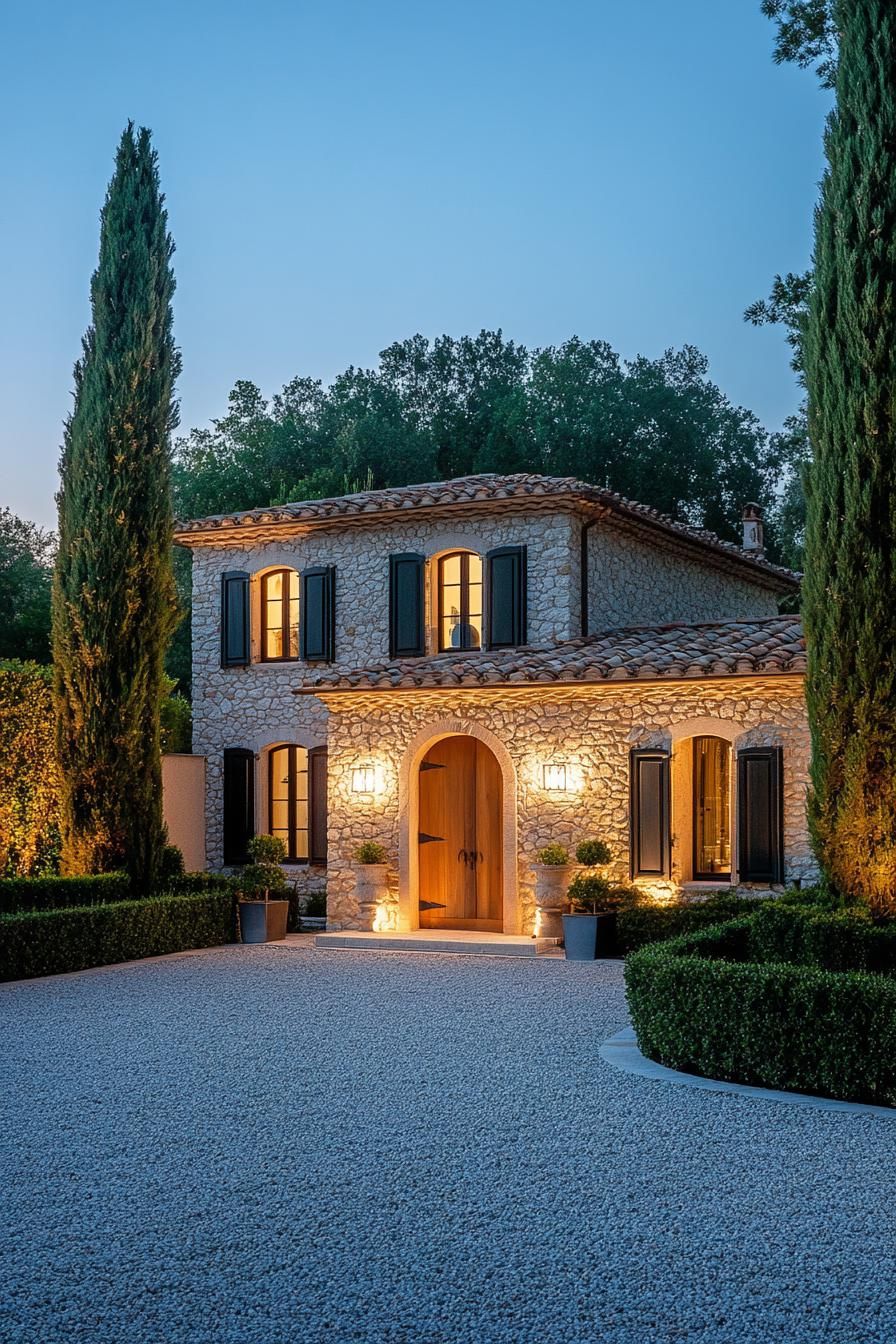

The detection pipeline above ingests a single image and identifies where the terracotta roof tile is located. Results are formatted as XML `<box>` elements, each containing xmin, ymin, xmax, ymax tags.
<box><xmin>295</xmin><ymin>615</ymin><xmax>805</xmax><ymax>694</ymax></box>
<box><xmin>175</xmin><ymin>472</ymin><xmax>799</xmax><ymax>590</ymax></box>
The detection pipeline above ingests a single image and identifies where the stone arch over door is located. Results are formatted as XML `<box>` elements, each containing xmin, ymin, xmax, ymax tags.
<box><xmin>398</xmin><ymin>719</ymin><xmax>519</xmax><ymax>933</ymax></box>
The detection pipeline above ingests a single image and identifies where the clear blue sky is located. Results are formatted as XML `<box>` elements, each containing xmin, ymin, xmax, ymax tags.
<box><xmin>0</xmin><ymin>0</ymin><xmax>829</xmax><ymax>529</ymax></box>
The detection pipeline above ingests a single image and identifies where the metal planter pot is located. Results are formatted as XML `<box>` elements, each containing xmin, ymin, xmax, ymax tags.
<box><xmin>562</xmin><ymin>912</ymin><xmax>617</xmax><ymax>961</ymax></box>
<box><xmin>239</xmin><ymin>900</ymin><xmax>290</xmax><ymax>944</ymax></box>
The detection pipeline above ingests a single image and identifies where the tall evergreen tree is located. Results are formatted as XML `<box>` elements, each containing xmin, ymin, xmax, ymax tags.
<box><xmin>803</xmin><ymin>0</ymin><xmax>896</xmax><ymax>912</ymax></box>
<box><xmin>52</xmin><ymin>124</ymin><xmax>180</xmax><ymax>890</ymax></box>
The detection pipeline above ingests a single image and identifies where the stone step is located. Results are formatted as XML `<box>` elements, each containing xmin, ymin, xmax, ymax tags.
<box><xmin>314</xmin><ymin>930</ymin><xmax>558</xmax><ymax>957</ymax></box>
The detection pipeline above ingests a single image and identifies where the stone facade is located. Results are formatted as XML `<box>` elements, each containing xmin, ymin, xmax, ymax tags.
<box><xmin>316</xmin><ymin>675</ymin><xmax>816</xmax><ymax>932</ymax></box>
<box><xmin>190</xmin><ymin>506</ymin><xmax>581</xmax><ymax>871</ymax></box>
<box><xmin>585</xmin><ymin>521</ymin><xmax>780</xmax><ymax>632</ymax></box>
<box><xmin>183</xmin><ymin>490</ymin><xmax>802</xmax><ymax>906</ymax></box>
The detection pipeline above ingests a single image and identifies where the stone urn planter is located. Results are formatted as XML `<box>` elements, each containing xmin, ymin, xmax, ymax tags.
<box><xmin>532</xmin><ymin>862</ymin><xmax>574</xmax><ymax>939</ymax></box>
<box><xmin>352</xmin><ymin>842</ymin><xmax>389</xmax><ymax>931</ymax></box>
<box><xmin>532</xmin><ymin>845</ymin><xmax>574</xmax><ymax>940</ymax></box>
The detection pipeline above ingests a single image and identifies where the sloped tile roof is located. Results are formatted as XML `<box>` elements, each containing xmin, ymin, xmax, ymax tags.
<box><xmin>295</xmin><ymin>615</ymin><xmax>806</xmax><ymax>694</ymax></box>
<box><xmin>175</xmin><ymin>472</ymin><xmax>799</xmax><ymax>590</ymax></box>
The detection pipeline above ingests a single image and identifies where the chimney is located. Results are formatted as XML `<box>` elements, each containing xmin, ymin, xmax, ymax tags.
<box><xmin>741</xmin><ymin>503</ymin><xmax>764</xmax><ymax>555</ymax></box>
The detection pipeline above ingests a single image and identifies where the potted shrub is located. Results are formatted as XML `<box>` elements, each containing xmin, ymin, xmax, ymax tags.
<box><xmin>235</xmin><ymin>835</ymin><xmax>290</xmax><ymax>944</ymax></box>
<box><xmin>562</xmin><ymin>839</ymin><xmax>620</xmax><ymax>960</ymax></box>
<box><xmin>532</xmin><ymin>843</ymin><xmax>573</xmax><ymax>939</ymax></box>
<box><xmin>353</xmin><ymin>841</ymin><xmax>388</xmax><ymax>929</ymax></box>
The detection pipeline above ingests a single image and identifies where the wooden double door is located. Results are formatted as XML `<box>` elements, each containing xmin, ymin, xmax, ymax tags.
<box><xmin>418</xmin><ymin>737</ymin><xmax>503</xmax><ymax>931</ymax></box>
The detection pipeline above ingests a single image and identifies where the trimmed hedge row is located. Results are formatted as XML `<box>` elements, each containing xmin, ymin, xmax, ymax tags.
<box><xmin>616</xmin><ymin>894</ymin><xmax>759</xmax><ymax>953</ymax></box>
<box><xmin>0</xmin><ymin>890</ymin><xmax>236</xmax><ymax>982</ymax></box>
<box><xmin>748</xmin><ymin>901</ymin><xmax>896</xmax><ymax>975</ymax></box>
<box><xmin>0</xmin><ymin>870</ymin><xmax>232</xmax><ymax>915</ymax></box>
<box><xmin>625</xmin><ymin>915</ymin><xmax>896</xmax><ymax>1106</ymax></box>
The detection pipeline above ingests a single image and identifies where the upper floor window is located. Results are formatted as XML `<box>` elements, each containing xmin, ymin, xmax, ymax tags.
<box><xmin>262</xmin><ymin>569</ymin><xmax>299</xmax><ymax>661</ymax></box>
<box><xmin>438</xmin><ymin>551</ymin><xmax>483</xmax><ymax>651</ymax></box>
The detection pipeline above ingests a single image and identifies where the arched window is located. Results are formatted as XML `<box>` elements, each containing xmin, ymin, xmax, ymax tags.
<box><xmin>261</xmin><ymin>569</ymin><xmax>299</xmax><ymax>661</ymax></box>
<box><xmin>438</xmin><ymin>552</ymin><xmax>482</xmax><ymax>652</ymax></box>
<box><xmin>268</xmin><ymin>744</ymin><xmax>327</xmax><ymax>864</ymax></box>
<box><xmin>693</xmin><ymin>736</ymin><xmax>731</xmax><ymax>880</ymax></box>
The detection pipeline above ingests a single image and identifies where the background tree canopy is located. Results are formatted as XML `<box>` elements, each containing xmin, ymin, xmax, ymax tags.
<box><xmin>173</xmin><ymin>332</ymin><xmax>792</xmax><ymax>546</ymax></box>
<box><xmin>0</xmin><ymin>510</ymin><xmax>55</xmax><ymax>663</ymax></box>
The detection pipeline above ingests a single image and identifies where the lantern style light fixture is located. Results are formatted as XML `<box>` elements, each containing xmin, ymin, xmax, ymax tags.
<box><xmin>351</xmin><ymin>764</ymin><xmax>377</xmax><ymax>795</ymax></box>
<box><xmin>542</xmin><ymin>762</ymin><xmax>568</xmax><ymax>792</ymax></box>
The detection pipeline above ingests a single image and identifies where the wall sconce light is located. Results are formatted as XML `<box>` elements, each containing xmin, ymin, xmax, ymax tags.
<box><xmin>543</xmin><ymin>762</ymin><xmax>568</xmax><ymax>792</ymax></box>
<box><xmin>351</xmin><ymin>764</ymin><xmax>377</xmax><ymax>794</ymax></box>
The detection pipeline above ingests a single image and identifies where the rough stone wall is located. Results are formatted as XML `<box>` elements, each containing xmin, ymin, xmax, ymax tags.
<box><xmin>586</xmin><ymin>521</ymin><xmax>781</xmax><ymax>631</ymax></box>
<box><xmin>320</xmin><ymin>676</ymin><xmax>816</xmax><ymax>931</ymax></box>
<box><xmin>189</xmin><ymin>506</ymin><xmax>580</xmax><ymax>873</ymax></box>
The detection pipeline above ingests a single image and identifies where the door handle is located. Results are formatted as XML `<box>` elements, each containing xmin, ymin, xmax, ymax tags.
<box><xmin>458</xmin><ymin>849</ymin><xmax>468</xmax><ymax>865</ymax></box>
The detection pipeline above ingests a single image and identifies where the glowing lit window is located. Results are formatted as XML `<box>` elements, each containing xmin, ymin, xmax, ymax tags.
<box><xmin>438</xmin><ymin>552</ymin><xmax>482</xmax><ymax>652</ymax></box>
<box><xmin>261</xmin><ymin>569</ymin><xmax>299</xmax><ymax>661</ymax></box>
<box><xmin>693</xmin><ymin>736</ymin><xmax>731</xmax><ymax>880</ymax></box>
<box><xmin>269</xmin><ymin>744</ymin><xmax>310</xmax><ymax>861</ymax></box>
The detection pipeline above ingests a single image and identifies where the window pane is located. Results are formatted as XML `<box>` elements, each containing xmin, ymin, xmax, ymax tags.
<box><xmin>288</xmin><ymin>571</ymin><xmax>300</xmax><ymax>658</ymax></box>
<box><xmin>442</xmin><ymin>554</ymin><xmax>462</xmax><ymax>586</ymax></box>
<box><xmin>695</xmin><ymin>737</ymin><xmax>731</xmax><ymax>877</ymax></box>
<box><xmin>466</xmin><ymin>615</ymin><xmax>482</xmax><ymax>649</ymax></box>
<box><xmin>271</xmin><ymin>800</ymin><xmax>289</xmax><ymax>833</ymax></box>
<box><xmin>266</xmin><ymin>571</ymin><xmax>283</xmax><ymax>600</ymax></box>
<box><xmin>468</xmin><ymin>555</ymin><xmax>482</xmax><ymax>586</ymax></box>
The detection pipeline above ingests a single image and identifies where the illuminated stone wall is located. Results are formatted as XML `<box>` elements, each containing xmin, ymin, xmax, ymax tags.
<box><xmin>189</xmin><ymin>506</ymin><xmax>581</xmax><ymax>873</ymax></box>
<box><xmin>318</xmin><ymin>676</ymin><xmax>815</xmax><ymax>931</ymax></box>
<box><xmin>184</xmin><ymin>500</ymin><xmax>789</xmax><ymax>886</ymax></box>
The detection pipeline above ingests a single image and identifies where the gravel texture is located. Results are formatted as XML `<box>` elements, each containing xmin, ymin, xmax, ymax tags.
<box><xmin>3</xmin><ymin>944</ymin><xmax>895</xmax><ymax>1344</ymax></box>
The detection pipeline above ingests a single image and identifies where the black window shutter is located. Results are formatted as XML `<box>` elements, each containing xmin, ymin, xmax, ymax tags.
<box><xmin>221</xmin><ymin>570</ymin><xmax>250</xmax><ymax>667</ymax></box>
<box><xmin>223</xmin><ymin>748</ymin><xmax>255</xmax><ymax>864</ymax></box>
<box><xmin>486</xmin><ymin>546</ymin><xmax>527</xmax><ymax>649</ymax></box>
<box><xmin>630</xmin><ymin>749</ymin><xmax>671</xmax><ymax>878</ymax></box>
<box><xmin>389</xmin><ymin>553</ymin><xmax>425</xmax><ymax>658</ymax></box>
<box><xmin>301</xmin><ymin>566</ymin><xmax>336</xmax><ymax>662</ymax></box>
<box><xmin>309</xmin><ymin>748</ymin><xmax>328</xmax><ymax>865</ymax></box>
<box><xmin>737</xmin><ymin>748</ymin><xmax>784</xmax><ymax>883</ymax></box>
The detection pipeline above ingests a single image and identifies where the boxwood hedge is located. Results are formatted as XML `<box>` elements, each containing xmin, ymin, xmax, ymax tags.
<box><xmin>625</xmin><ymin>911</ymin><xmax>896</xmax><ymax>1106</ymax></box>
<box><xmin>0</xmin><ymin>889</ymin><xmax>236</xmax><ymax>982</ymax></box>
<box><xmin>615</xmin><ymin>893</ymin><xmax>760</xmax><ymax>953</ymax></box>
<box><xmin>0</xmin><ymin>870</ymin><xmax>232</xmax><ymax>915</ymax></box>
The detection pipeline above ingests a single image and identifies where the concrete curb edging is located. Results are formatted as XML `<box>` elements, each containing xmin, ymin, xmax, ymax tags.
<box><xmin>600</xmin><ymin>1026</ymin><xmax>896</xmax><ymax>1119</ymax></box>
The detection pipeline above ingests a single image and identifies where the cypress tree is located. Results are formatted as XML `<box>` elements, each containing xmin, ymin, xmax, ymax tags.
<box><xmin>803</xmin><ymin>1</ymin><xmax>896</xmax><ymax>912</ymax></box>
<box><xmin>52</xmin><ymin>125</ymin><xmax>180</xmax><ymax>891</ymax></box>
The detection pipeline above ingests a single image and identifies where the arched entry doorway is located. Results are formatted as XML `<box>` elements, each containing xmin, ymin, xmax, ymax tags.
<box><xmin>417</xmin><ymin>736</ymin><xmax>503</xmax><ymax>931</ymax></box>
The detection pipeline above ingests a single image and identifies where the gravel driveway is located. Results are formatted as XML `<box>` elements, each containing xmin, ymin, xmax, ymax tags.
<box><xmin>3</xmin><ymin>943</ymin><xmax>895</xmax><ymax>1344</ymax></box>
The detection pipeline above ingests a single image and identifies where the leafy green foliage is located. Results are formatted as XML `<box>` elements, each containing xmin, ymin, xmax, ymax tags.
<box><xmin>625</xmin><ymin>909</ymin><xmax>896</xmax><ymax>1106</ymax></box>
<box><xmin>0</xmin><ymin>661</ymin><xmax>60</xmax><ymax>876</ymax></box>
<box><xmin>52</xmin><ymin>124</ymin><xmax>180</xmax><ymax>891</ymax></box>
<box><xmin>802</xmin><ymin>2</ymin><xmax>896</xmax><ymax>913</ymax></box>
<box><xmin>235</xmin><ymin>834</ymin><xmax>288</xmax><ymax>899</ymax></box>
<box><xmin>534</xmin><ymin>843</ymin><xmax>570</xmax><ymax>867</ymax></box>
<box><xmin>748</xmin><ymin>901</ymin><xmax>896</xmax><ymax>975</ymax></box>
<box><xmin>159</xmin><ymin>677</ymin><xmax>191</xmax><ymax>753</ymax></box>
<box><xmin>353</xmin><ymin>841</ymin><xmax>388</xmax><ymax>864</ymax></box>
<box><xmin>760</xmin><ymin>1</ymin><xmax>838</xmax><ymax>89</ymax></box>
<box><xmin>0</xmin><ymin>889</ymin><xmax>235</xmax><ymax>982</ymax></box>
<box><xmin>575</xmin><ymin>838</ymin><xmax>612</xmax><ymax>867</ymax></box>
<box><xmin>172</xmin><ymin>336</ymin><xmax>787</xmax><ymax>553</ymax></box>
<box><xmin>0</xmin><ymin>511</ymin><xmax>55</xmax><ymax>662</ymax></box>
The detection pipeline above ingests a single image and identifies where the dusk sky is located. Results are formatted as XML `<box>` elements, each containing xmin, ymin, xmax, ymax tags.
<box><xmin>0</xmin><ymin>0</ymin><xmax>829</xmax><ymax>530</ymax></box>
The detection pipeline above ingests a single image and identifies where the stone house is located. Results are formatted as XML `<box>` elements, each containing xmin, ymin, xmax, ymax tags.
<box><xmin>175</xmin><ymin>473</ymin><xmax>815</xmax><ymax>935</ymax></box>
